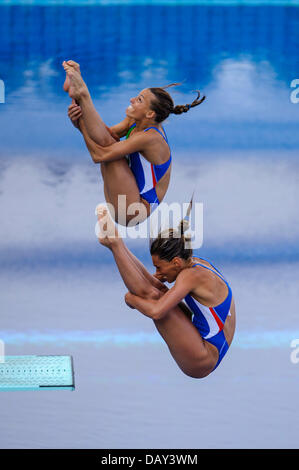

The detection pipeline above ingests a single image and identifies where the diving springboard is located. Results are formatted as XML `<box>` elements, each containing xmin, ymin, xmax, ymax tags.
<box><xmin>0</xmin><ymin>355</ymin><xmax>75</xmax><ymax>391</ymax></box>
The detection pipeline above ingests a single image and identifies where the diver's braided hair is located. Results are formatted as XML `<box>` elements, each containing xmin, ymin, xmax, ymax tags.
<box><xmin>150</xmin><ymin>194</ymin><xmax>194</xmax><ymax>262</ymax></box>
<box><xmin>149</xmin><ymin>83</ymin><xmax>205</xmax><ymax>123</ymax></box>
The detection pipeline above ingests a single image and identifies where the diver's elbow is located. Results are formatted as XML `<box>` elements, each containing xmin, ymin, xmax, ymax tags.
<box><xmin>152</xmin><ymin>309</ymin><xmax>166</xmax><ymax>321</ymax></box>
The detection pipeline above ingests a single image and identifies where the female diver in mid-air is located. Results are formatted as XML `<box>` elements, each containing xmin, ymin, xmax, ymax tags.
<box><xmin>62</xmin><ymin>60</ymin><xmax>205</xmax><ymax>226</ymax></box>
<box><xmin>95</xmin><ymin>202</ymin><xmax>236</xmax><ymax>378</ymax></box>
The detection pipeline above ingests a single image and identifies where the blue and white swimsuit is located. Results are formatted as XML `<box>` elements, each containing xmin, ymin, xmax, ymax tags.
<box><xmin>126</xmin><ymin>123</ymin><xmax>172</xmax><ymax>205</ymax></box>
<box><xmin>184</xmin><ymin>258</ymin><xmax>233</xmax><ymax>370</ymax></box>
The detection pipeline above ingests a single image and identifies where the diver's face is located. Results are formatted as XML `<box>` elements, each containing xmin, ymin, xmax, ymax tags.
<box><xmin>151</xmin><ymin>255</ymin><xmax>183</xmax><ymax>284</ymax></box>
<box><xmin>126</xmin><ymin>88</ymin><xmax>155</xmax><ymax>121</ymax></box>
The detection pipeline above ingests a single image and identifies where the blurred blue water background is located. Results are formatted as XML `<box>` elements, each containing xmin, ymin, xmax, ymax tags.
<box><xmin>0</xmin><ymin>2</ymin><xmax>299</xmax><ymax>448</ymax></box>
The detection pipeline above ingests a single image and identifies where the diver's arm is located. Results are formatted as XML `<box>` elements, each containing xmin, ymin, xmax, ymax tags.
<box><xmin>84</xmin><ymin>129</ymin><xmax>155</xmax><ymax>164</ymax></box>
<box><xmin>110</xmin><ymin>116</ymin><xmax>135</xmax><ymax>139</ymax></box>
<box><xmin>124</xmin><ymin>269</ymin><xmax>198</xmax><ymax>320</ymax></box>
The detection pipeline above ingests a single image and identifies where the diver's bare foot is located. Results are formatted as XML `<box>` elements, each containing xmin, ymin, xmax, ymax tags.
<box><xmin>66</xmin><ymin>68</ymin><xmax>88</xmax><ymax>101</ymax></box>
<box><xmin>63</xmin><ymin>60</ymin><xmax>81</xmax><ymax>92</ymax></box>
<box><xmin>95</xmin><ymin>204</ymin><xmax>121</xmax><ymax>249</ymax></box>
<box><xmin>63</xmin><ymin>60</ymin><xmax>80</xmax><ymax>92</ymax></box>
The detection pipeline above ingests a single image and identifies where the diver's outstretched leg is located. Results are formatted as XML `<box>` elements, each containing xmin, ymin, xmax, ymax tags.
<box><xmin>96</xmin><ymin>205</ymin><xmax>158</xmax><ymax>296</ymax></box>
<box><xmin>63</xmin><ymin>60</ymin><xmax>115</xmax><ymax>146</ymax></box>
